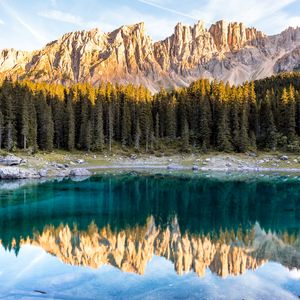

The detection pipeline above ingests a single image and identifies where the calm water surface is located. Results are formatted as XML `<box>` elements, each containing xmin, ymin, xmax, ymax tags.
<box><xmin>0</xmin><ymin>172</ymin><xmax>300</xmax><ymax>299</ymax></box>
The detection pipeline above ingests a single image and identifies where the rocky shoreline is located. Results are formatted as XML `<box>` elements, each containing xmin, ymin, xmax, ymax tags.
<box><xmin>1</xmin><ymin>152</ymin><xmax>300</xmax><ymax>180</ymax></box>
<box><xmin>0</xmin><ymin>154</ymin><xmax>92</xmax><ymax>179</ymax></box>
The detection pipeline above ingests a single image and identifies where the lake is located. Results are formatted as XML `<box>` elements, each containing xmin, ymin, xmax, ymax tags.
<box><xmin>0</xmin><ymin>172</ymin><xmax>300</xmax><ymax>299</ymax></box>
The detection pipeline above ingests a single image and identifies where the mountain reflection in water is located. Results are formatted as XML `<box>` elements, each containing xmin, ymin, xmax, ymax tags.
<box><xmin>2</xmin><ymin>218</ymin><xmax>300</xmax><ymax>278</ymax></box>
<box><xmin>0</xmin><ymin>173</ymin><xmax>300</xmax><ymax>299</ymax></box>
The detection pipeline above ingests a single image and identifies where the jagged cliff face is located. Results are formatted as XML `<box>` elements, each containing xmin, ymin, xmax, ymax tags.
<box><xmin>4</xmin><ymin>217</ymin><xmax>300</xmax><ymax>278</ymax></box>
<box><xmin>0</xmin><ymin>21</ymin><xmax>300</xmax><ymax>92</ymax></box>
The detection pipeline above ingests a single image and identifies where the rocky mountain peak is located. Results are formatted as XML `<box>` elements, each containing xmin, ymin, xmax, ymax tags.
<box><xmin>0</xmin><ymin>20</ymin><xmax>299</xmax><ymax>91</ymax></box>
<box><xmin>209</xmin><ymin>20</ymin><xmax>265</xmax><ymax>52</ymax></box>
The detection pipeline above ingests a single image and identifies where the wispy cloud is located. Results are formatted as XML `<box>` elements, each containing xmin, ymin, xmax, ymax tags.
<box><xmin>38</xmin><ymin>6</ymin><xmax>176</xmax><ymax>41</ymax></box>
<box><xmin>91</xmin><ymin>5</ymin><xmax>177</xmax><ymax>40</ymax></box>
<box><xmin>0</xmin><ymin>19</ymin><xmax>4</xmax><ymax>25</ymax></box>
<box><xmin>137</xmin><ymin>0</ymin><xmax>299</xmax><ymax>34</ymax></box>
<box><xmin>191</xmin><ymin>0</ymin><xmax>296</xmax><ymax>23</ymax></box>
<box><xmin>137</xmin><ymin>0</ymin><xmax>198</xmax><ymax>21</ymax></box>
<box><xmin>38</xmin><ymin>9</ymin><xmax>83</xmax><ymax>25</ymax></box>
<box><xmin>0</xmin><ymin>0</ymin><xmax>47</xmax><ymax>44</ymax></box>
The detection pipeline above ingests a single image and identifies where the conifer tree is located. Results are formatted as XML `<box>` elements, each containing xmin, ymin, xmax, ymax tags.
<box><xmin>108</xmin><ymin>102</ymin><xmax>114</xmax><ymax>152</ymax></box>
<box><xmin>199</xmin><ymin>96</ymin><xmax>211</xmax><ymax>150</ymax></box>
<box><xmin>36</xmin><ymin>92</ymin><xmax>54</xmax><ymax>151</ymax></box>
<box><xmin>239</xmin><ymin>106</ymin><xmax>250</xmax><ymax>152</ymax></box>
<box><xmin>286</xmin><ymin>86</ymin><xmax>296</xmax><ymax>143</ymax></box>
<box><xmin>260</xmin><ymin>91</ymin><xmax>277</xmax><ymax>150</ymax></box>
<box><xmin>79</xmin><ymin>95</ymin><xmax>92</xmax><ymax>151</ymax></box>
<box><xmin>216</xmin><ymin>84</ymin><xmax>233</xmax><ymax>152</ymax></box>
<box><xmin>248</xmin><ymin>82</ymin><xmax>259</xmax><ymax>139</ymax></box>
<box><xmin>65</xmin><ymin>91</ymin><xmax>75</xmax><ymax>151</ymax></box>
<box><xmin>166</xmin><ymin>95</ymin><xmax>176</xmax><ymax>139</ymax></box>
<box><xmin>155</xmin><ymin>112</ymin><xmax>160</xmax><ymax>139</ymax></box>
<box><xmin>0</xmin><ymin>111</ymin><xmax>3</xmax><ymax>150</ymax></box>
<box><xmin>93</xmin><ymin>94</ymin><xmax>104</xmax><ymax>151</ymax></box>
<box><xmin>230</xmin><ymin>93</ymin><xmax>240</xmax><ymax>152</ymax></box>
<box><xmin>20</xmin><ymin>93</ymin><xmax>30</xmax><ymax>150</ymax></box>
<box><xmin>28</xmin><ymin>96</ymin><xmax>38</xmax><ymax>152</ymax></box>
<box><xmin>134</xmin><ymin>118</ymin><xmax>141</xmax><ymax>150</ymax></box>
<box><xmin>121</xmin><ymin>97</ymin><xmax>131</xmax><ymax>147</ymax></box>
<box><xmin>181</xmin><ymin>117</ymin><xmax>189</xmax><ymax>151</ymax></box>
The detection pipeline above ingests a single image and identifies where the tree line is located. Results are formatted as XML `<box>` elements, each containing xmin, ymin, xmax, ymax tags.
<box><xmin>0</xmin><ymin>72</ymin><xmax>300</xmax><ymax>153</ymax></box>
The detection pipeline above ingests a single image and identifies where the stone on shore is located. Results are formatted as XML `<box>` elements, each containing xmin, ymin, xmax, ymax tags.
<box><xmin>279</xmin><ymin>155</ymin><xmax>289</xmax><ymax>161</ymax></box>
<box><xmin>39</xmin><ymin>169</ymin><xmax>48</xmax><ymax>177</ymax></box>
<box><xmin>76</xmin><ymin>159</ymin><xmax>85</xmax><ymax>164</ymax></box>
<box><xmin>167</xmin><ymin>164</ymin><xmax>182</xmax><ymax>170</ymax></box>
<box><xmin>69</xmin><ymin>168</ymin><xmax>92</xmax><ymax>177</ymax></box>
<box><xmin>0</xmin><ymin>167</ymin><xmax>39</xmax><ymax>179</ymax></box>
<box><xmin>0</xmin><ymin>155</ymin><xmax>23</xmax><ymax>166</ymax></box>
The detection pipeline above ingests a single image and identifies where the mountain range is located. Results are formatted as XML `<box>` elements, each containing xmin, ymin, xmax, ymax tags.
<box><xmin>1</xmin><ymin>20</ymin><xmax>300</xmax><ymax>92</ymax></box>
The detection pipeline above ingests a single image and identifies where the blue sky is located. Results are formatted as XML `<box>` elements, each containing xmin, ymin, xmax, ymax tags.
<box><xmin>0</xmin><ymin>0</ymin><xmax>300</xmax><ymax>50</ymax></box>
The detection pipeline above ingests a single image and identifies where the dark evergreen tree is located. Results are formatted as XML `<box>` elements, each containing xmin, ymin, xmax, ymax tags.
<box><xmin>93</xmin><ymin>94</ymin><xmax>104</xmax><ymax>151</ymax></box>
<box><xmin>181</xmin><ymin>117</ymin><xmax>189</xmax><ymax>151</ymax></box>
<box><xmin>259</xmin><ymin>91</ymin><xmax>277</xmax><ymax>150</ymax></box>
<box><xmin>65</xmin><ymin>91</ymin><xmax>75</xmax><ymax>151</ymax></box>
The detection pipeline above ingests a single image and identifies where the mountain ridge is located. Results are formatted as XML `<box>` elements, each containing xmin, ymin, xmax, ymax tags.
<box><xmin>1</xmin><ymin>20</ymin><xmax>300</xmax><ymax>92</ymax></box>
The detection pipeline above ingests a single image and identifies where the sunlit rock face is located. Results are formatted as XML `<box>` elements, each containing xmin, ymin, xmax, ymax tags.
<box><xmin>0</xmin><ymin>21</ymin><xmax>300</xmax><ymax>92</ymax></box>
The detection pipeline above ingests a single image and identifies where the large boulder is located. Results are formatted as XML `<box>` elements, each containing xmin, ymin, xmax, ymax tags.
<box><xmin>192</xmin><ymin>165</ymin><xmax>200</xmax><ymax>171</ymax></box>
<box><xmin>39</xmin><ymin>169</ymin><xmax>48</xmax><ymax>177</ymax></box>
<box><xmin>76</xmin><ymin>159</ymin><xmax>85</xmax><ymax>164</ymax></box>
<box><xmin>69</xmin><ymin>168</ymin><xmax>92</xmax><ymax>177</ymax></box>
<box><xmin>0</xmin><ymin>167</ymin><xmax>39</xmax><ymax>179</ymax></box>
<box><xmin>0</xmin><ymin>155</ymin><xmax>23</xmax><ymax>166</ymax></box>
<box><xmin>279</xmin><ymin>155</ymin><xmax>289</xmax><ymax>161</ymax></box>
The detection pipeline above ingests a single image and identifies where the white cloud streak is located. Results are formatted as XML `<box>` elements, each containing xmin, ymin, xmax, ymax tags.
<box><xmin>137</xmin><ymin>0</ymin><xmax>299</xmax><ymax>35</ymax></box>
<box><xmin>191</xmin><ymin>0</ymin><xmax>296</xmax><ymax>24</ymax></box>
<box><xmin>0</xmin><ymin>19</ymin><xmax>4</xmax><ymax>25</ymax></box>
<box><xmin>137</xmin><ymin>0</ymin><xmax>198</xmax><ymax>21</ymax></box>
<box><xmin>0</xmin><ymin>0</ymin><xmax>47</xmax><ymax>44</ymax></box>
<box><xmin>38</xmin><ymin>9</ymin><xmax>83</xmax><ymax>25</ymax></box>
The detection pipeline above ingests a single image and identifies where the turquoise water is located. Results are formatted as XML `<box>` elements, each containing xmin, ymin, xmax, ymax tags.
<box><xmin>0</xmin><ymin>173</ymin><xmax>300</xmax><ymax>299</ymax></box>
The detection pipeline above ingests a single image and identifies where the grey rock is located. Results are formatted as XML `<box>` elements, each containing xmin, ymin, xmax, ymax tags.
<box><xmin>0</xmin><ymin>155</ymin><xmax>23</xmax><ymax>166</ymax></box>
<box><xmin>247</xmin><ymin>152</ymin><xmax>257</xmax><ymax>157</ymax></box>
<box><xmin>39</xmin><ymin>169</ymin><xmax>48</xmax><ymax>177</ymax></box>
<box><xmin>130</xmin><ymin>154</ymin><xmax>138</xmax><ymax>160</ymax></box>
<box><xmin>0</xmin><ymin>167</ymin><xmax>39</xmax><ymax>179</ymax></box>
<box><xmin>69</xmin><ymin>168</ymin><xmax>92</xmax><ymax>177</ymax></box>
<box><xmin>167</xmin><ymin>164</ymin><xmax>181</xmax><ymax>170</ymax></box>
<box><xmin>279</xmin><ymin>155</ymin><xmax>289</xmax><ymax>161</ymax></box>
<box><xmin>192</xmin><ymin>165</ymin><xmax>199</xmax><ymax>171</ymax></box>
<box><xmin>56</xmin><ymin>163</ymin><xmax>66</xmax><ymax>169</ymax></box>
<box><xmin>76</xmin><ymin>159</ymin><xmax>85</xmax><ymax>164</ymax></box>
